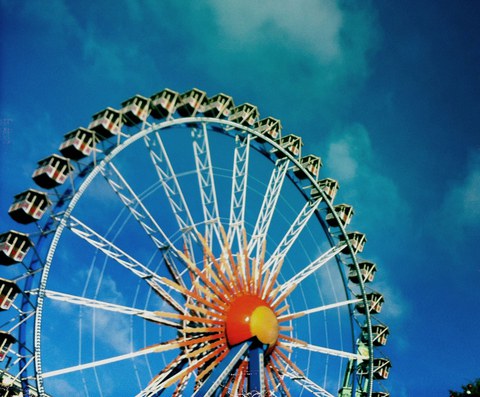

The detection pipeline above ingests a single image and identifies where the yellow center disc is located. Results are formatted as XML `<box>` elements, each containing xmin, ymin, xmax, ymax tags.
<box><xmin>250</xmin><ymin>305</ymin><xmax>279</xmax><ymax>347</ymax></box>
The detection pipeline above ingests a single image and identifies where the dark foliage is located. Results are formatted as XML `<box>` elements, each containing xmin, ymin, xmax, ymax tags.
<box><xmin>449</xmin><ymin>379</ymin><xmax>480</xmax><ymax>397</ymax></box>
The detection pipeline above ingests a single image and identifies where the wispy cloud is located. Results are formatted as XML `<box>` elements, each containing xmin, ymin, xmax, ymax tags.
<box><xmin>198</xmin><ymin>1</ymin><xmax>379</xmax><ymax>117</ymax></box>
<box><xmin>373</xmin><ymin>279</ymin><xmax>409</xmax><ymax>324</ymax></box>
<box><xmin>45</xmin><ymin>378</ymin><xmax>80</xmax><ymax>396</ymax></box>
<box><xmin>22</xmin><ymin>0</ymin><xmax>82</xmax><ymax>39</ymax></box>
<box><xmin>440</xmin><ymin>150</ymin><xmax>480</xmax><ymax>232</ymax></box>
<box><xmin>4</xmin><ymin>0</ymin><xmax>380</xmax><ymax>125</ymax></box>
<box><xmin>208</xmin><ymin>0</ymin><xmax>343</xmax><ymax>63</ymax></box>
<box><xmin>71</xmin><ymin>267</ymin><xmax>132</xmax><ymax>354</ymax></box>
<box><xmin>9</xmin><ymin>0</ymin><xmax>152</xmax><ymax>86</ymax></box>
<box><xmin>430</xmin><ymin>150</ymin><xmax>480</xmax><ymax>273</ymax></box>
<box><xmin>322</xmin><ymin>123</ymin><xmax>411</xmax><ymax>358</ymax></box>
<box><xmin>87</xmin><ymin>309</ymin><xmax>131</xmax><ymax>352</ymax></box>
<box><xmin>98</xmin><ymin>0</ymin><xmax>380</xmax><ymax>125</ymax></box>
<box><xmin>324</xmin><ymin>123</ymin><xmax>410</xmax><ymax>233</ymax></box>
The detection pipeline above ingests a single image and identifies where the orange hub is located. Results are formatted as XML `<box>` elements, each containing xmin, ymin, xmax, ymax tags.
<box><xmin>225</xmin><ymin>294</ymin><xmax>279</xmax><ymax>348</ymax></box>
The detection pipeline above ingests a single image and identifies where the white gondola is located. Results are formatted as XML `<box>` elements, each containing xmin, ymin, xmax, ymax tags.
<box><xmin>356</xmin><ymin>292</ymin><xmax>384</xmax><ymax>314</ymax></box>
<box><xmin>121</xmin><ymin>94</ymin><xmax>151</xmax><ymax>126</ymax></box>
<box><xmin>326</xmin><ymin>204</ymin><xmax>354</xmax><ymax>227</ymax></box>
<box><xmin>150</xmin><ymin>88</ymin><xmax>179</xmax><ymax>119</ymax></box>
<box><xmin>88</xmin><ymin>107</ymin><xmax>123</xmax><ymax>140</ymax></box>
<box><xmin>363</xmin><ymin>324</ymin><xmax>389</xmax><ymax>347</ymax></box>
<box><xmin>0</xmin><ymin>369</ymin><xmax>49</xmax><ymax>396</ymax></box>
<box><xmin>0</xmin><ymin>380</ymin><xmax>20</xmax><ymax>397</ymax></box>
<box><xmin>0</xmin><ymin>278</ymin><xmax>21</xmax><ymax>310</ymax></box>
<box><xmin>59</xmin><ymin>127</ymin><xmax>97</xmax><ymax>160</ymax></box>
<box><xmin>228</xmin><ymin>103</ymin><xmax>259</xmax><ymax>126</ymax></box>
<box><xmin>312</xmin><ymin>178</ymin><xmax>339</xmax><ymax>201</ymax></box>
<box><xmin>8</xmin><ymin>190</ymin><xmax>51</xmax><ymax>225</ymax></box>
<box><xmin>176</xmin><ymin>88</ymin><xmax>207</xmax><ymax>117</ymax></box>
<box><xmin>340</xmin><ymin>231</ymin><xmax>366</xmax><ymax>254</ymax></box>
<box><xmin>348</xmin><ymin>261</ymin><xmax>377</xmax><ymax>284</ymax></box>
<box><xmin>32</xmin><ymin>154</ymin><xmax>73</xmax><ymax>189</ymax></box>
<box><xmin>203</xmin><ymin>93</ymin><xmax>234</xmax><ymax>118</ymax></box>
<box><xmin>371</xmin><ymin>358</ymin><xmax>391</xmax><ymax>380</ymax></box>
<box><xmin>293</xmin><ymin>155</ymin><xmax>322</xmax><ymax>179</ymax></box>
<box><xmin>338</xmin><ymin>387</ymin><xmax>353</xmax><ymax>397</ymax></box>
<box><xmin>253</xmin><ymin>117</ymin><xmax>282</xmax><ymax>142</ymax></box>
<box><xmin>0</xmin><ymin>332</ymin><xmax>15</xmax><ymax>362</ymax></box>
<box><xmin>371</xmin><ymin>392</ymin><xmax>390</xmax><ymax>397</ymax></box>
<box><xmin>0</xmin><ymin>231</ymin><xmax>32</xmax><ymax>265</ymax></box>
<box><xmin>273</xmin><ymin>134</ymin><xmax>303</xmax><ymax>158</ymax></box>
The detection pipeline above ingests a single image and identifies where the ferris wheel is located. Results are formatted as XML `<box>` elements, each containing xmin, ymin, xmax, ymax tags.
<box><xmin>0</xmin><ymin>88</ymin><xmax>391</xmax><ymax>397</ymax></box>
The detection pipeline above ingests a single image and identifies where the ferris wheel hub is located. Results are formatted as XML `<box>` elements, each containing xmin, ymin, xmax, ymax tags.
<box><xmin>225</xmin><ymin>294</ymin><xmax>279</xmax><ymax>348</ymax></box>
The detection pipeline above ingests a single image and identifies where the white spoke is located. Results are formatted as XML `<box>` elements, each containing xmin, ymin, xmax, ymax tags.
<box><xmin>42</xmin><ymin>342</ymin><xmax>179</xmax><ymax>379</ymax></box>
<box><xmin>283</xmin><ymin>341</ymin><xmax>367</xmax><ymax>361</ymax></box>
<box><xmin>64</xmin><ymin>215</ymin><xmax>185</xmax><ymax>313</ymax></box>
<box><xmin>136</xmin><ymin>355</ymin><xmax>187</xmax><ymax>397</ymax></box>
<box><xmin>4</xmin><ymin>311</ymin><xmax>35</xmax><ymax>334</ymax></box>
<box><xmin>268</xmin><ymin>243</ymin><xmax>347</xmax><ymax>303</ymax></box>
<box><xmin>100</xmin><ymin>162</ymin><xmax>174</xmax><ymax>251</ymax></box>
<box><xmin>100</xmin><ymin>162</ymin><xmax>186</xmax><ymax>288</ymax></box>
<box><xmin>278</xmin><ymin>298</ymin><xmax>361</xmax><ymax>322</ymax></box>
<box><xmin>284</xmin><ymin>369</ymin><xmax>335</xmax><ymax>397</ymax></box>
<box><xmin>44</xmin><ymin>290</ymin><xmax>180</xmax><ymax>328</ymax></box>
<box><xmin>192</xmin><ymin>123</ymin><xmax>221</xmax><ymax>246</ymax></box>
<box><xmin>136</xmin><ymin>355</ymin><xmax>196</xmax><ymax>397</ymax></box>
<box><xmin>144</xmin><ymin>131</ymin><xmax>197</xmax><ymax>259</ymax></box>
<box><xmin>263</xmin><ymin>197</ymin><xmax>322</xmax><ymax>281</ymax></box>
<box><xmin>248</xmin><ymin>158</ymin><xmax>289</xmax><ymax>259</ymax></box>
<box><xmin>227</xmin><ymin>133</ymin><xmax>251</xmax><ymax>250</ymax></box>
<box><xmin>7</xmin><ymin>357</ymin><xmax>35</xmax><ymax>385</ymax></box>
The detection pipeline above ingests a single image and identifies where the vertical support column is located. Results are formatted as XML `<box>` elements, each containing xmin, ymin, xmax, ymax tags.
<box><xmin>248</xmin><ymin>342</ymin><xmax>267</xmax><ymax>395</ymax></box>
<box><xmin>192</xmin><ymin>341</ymin><xmax>251</xmax><ymax>397</ymax></box>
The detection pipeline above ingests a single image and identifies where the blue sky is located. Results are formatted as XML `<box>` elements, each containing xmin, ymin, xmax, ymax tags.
<box><xmin>1</xmin><ymin>1</ymin><xmax>479</xmax><ymax>396</ymax></box>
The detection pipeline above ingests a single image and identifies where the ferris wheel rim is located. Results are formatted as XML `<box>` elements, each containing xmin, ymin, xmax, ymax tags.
<box><xmin>2</xmin><ymin>100</ymin><xmax>384</xmax><ymax>396</ymax></box>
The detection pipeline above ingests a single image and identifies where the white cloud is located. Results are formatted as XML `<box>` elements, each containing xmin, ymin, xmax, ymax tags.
<box><xmin>73</xmin><ymin>265</ymin><xmax>127</xmax><ymax>305</ymax></box>
<box><xmin>15</xmin><ymin>0</ymin><xmax>152</xmax><ymax>85</ymax></box>
<box><xmin>2</xmin><ymin>110</ymin><xmax>57</xmax><ymax>179</ymax></box>
<box><xmin>8</xmin><ymin>0</ymin><xmax>379</xmax><ymax>123</ymax></box>
<box><xmin>45</xmin><ymin>378</ymin><xmax>79</xmax><ymax>396</ymax></box>
<box><xmin>70</xmin><ymin>268</ymin><xmax>132</xmax><ymax>353</ymax></box>
<box><xmin>326</xmin><ymin>138</ymin><xmax>360</xmax><ymax>181</ymax></box>
<box><xmin>80</xmin><ymin>24</ymin><xmax>147</xmax><ymax>84</ymax></box>
<box><xmin>137</xmin><ymin>0</ymin><xmax>380</xmax><ymax>124</ymax></box>
<box><xmin>442</xmin><ymin>151</ymin><xmax>480</xmax><ymax>228</ymax></box>
<box><xmin>324</xmin><ymin>123</ymin><xmax>410</xmax><ymax>231</ymax></box>
<box><xmin>23</xmin><ymin>0</ymin><xmax>82</xmax><ymax>39</ymax></box>
<box><xmin>325</xmin><ymin>123</ymin><xmax>373</xmax><ymax>181</ymax></box>
<box><xmin>208</xmin><ymin>0</ymin><xmax>343</xmax><ymax>63</ymax></box>
<box><xmin>49</xmin><ymin>298</ymin><xmax>74</xmax><ymax>315</ymax></box>
<box><xmin>323</xmin><ymin>124</ymin><xmax>411</xmax><ymax>340</ymax></box>
<box><xmin>435</xmin><ymin>150</ymin><xmax>480</xmax><ymax>252</ymax></box>
<box><xmin>90</xmin><ymin>309</ymin><xmax>131</xmax><ymax>352</ymax></box>
<box><xmin>373</xmin><ymin>280</ymin><xmax>408</xmax><ymax>322</ymax></box>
